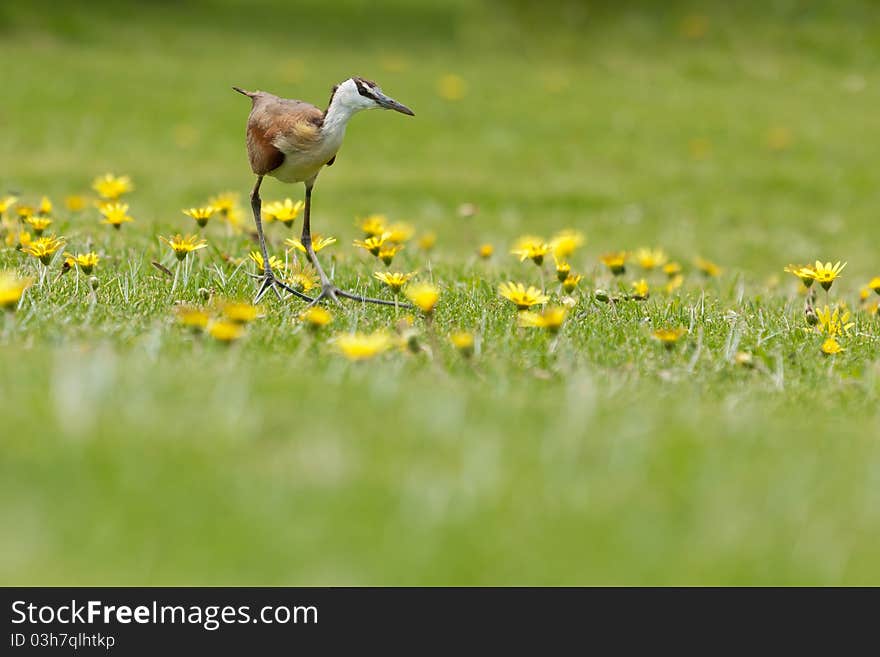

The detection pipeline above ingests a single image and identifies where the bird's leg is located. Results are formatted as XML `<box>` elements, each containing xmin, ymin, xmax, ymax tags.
<box><xmin>248</xmin><ymin>175</ymin><xmax>313</xmax><ymax>304</ymax></box>
<box><xmin>300</xmin><ymin>183</ymin><xmax>407</xmax><ymax>308</ymax></box>
<box><xmin>298</xmin><ymin>183</ymin><xmax>339</xmax><ymax>304</ymax></box>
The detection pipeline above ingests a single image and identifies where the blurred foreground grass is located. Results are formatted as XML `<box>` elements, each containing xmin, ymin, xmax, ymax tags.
<box><xmin>2</xmin><ymin>0</ymin><xmax>880</xmax><ymax>584</ymax></box>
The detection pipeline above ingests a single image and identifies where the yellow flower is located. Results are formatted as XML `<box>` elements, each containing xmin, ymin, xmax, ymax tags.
<box><xmin>378</xmin><ymin>244</ymin><xmax>404</xmax><ymax>266</ymax></box>
<box><xmin>437</xmin><ymin>73</ymin><xmax>466</xmax><ymax>101</ymax></box>
<box><xmin>0</xmin><ymin>195</ymin><xmax>18</xmax><ymax>215</ymax></box>
<box><xmin>285</xmin><ymin>262</ymin><xmax>319</xmax><ymax>293</ymax></box>
<box><xmin>635</xmin><ymin>247</ymin><xmax>668</xmax><ymax>270</ymax></box>
<box><xmin>64</xmin><ymin>252</ymin><xmax>99</xmax><ymax>274</ymax></box>
<box><xmin>248</xmin><ymin>250</ymin><xmax>285</xmax><ymax>271</ymax></box>
<box><xmin>562</xmin><ymin>273</ymin><xmax>582</xmax><ymax>293</ymax></box>
<box><xmin>861</xmin><ymin>297</ymin><xmax>880</xmax><ymax>316</ymax></box>
<box><xmin>284</xmin><ymin>235</ymin><xmax>337</xmax><ymax>254</ymax></box>
<box><xmin>374</xmin><ymin>271</ymin><xmax>415</xmax><ymax>293</ymax></box>
<box><xmin>868</xmin><ymin>277</ymin><xmax>880</xmax><ymax>295</ymax></box>
<box><xmin>821</xmin><ymin>337</ymin><xmax>844</xmax><ymax>356</ymax></box>
<box><xmin>160</xmin><ymin>234</ymin><xmax>208</xmax><ymax>261</ymax></box>
<box><xmin>22</xmin><ymin>235</ymin><xmax>65</xmax><ymax>265</ymax></box>
<box><xmin>0</xmin><ymin>272</ymin><xmax>33</xmax><ymax>311</ymax></box>
<box><xmin>783</xmin><ymin>264</ymin><xmax>816</xmax><ymax>288</ymax></box>
<box><xmin>182</xmin><ymin>206</ymin><xmax>216</xmax><ymax>227</ymax></box>
<box><xmin>336</xmin><ymin>332</ymin><xmax>392</xmax><ymax>361</ymax></box>
<box><xmin>663</xmin><ymin>262</ymin><xmax>683</xmax><ymax>277</ymax></box>
<box><xmin>511</xmin><ymin>235</ymin><xmax>551</xmax><ymax>265</ymax></box>
<box><xmin>25</xmin><ymin>215</ymin><xmax>53</xmax><ymax>236</ymax></box>
<box><xmin>555</xmin><ymin>259</ymin><xmax>571</xmax><ymax>283</ymax></box>
<box><xmin>417</xmin><ymin>232</ymin><xmax>437</xmax><ymax>251</ymax></box>
<box><xmin>478</xmin><ymin>243</ymin><xmax>494</xmax><ymax>259</ymax></box>
<box><xmin>262</xmin><ymin>198</ymin><xmax>303</xmax><ymax>226</ymax></box>
<box><xmin>353</xmin><ymin>234</ymin><xmax>388</xmax><ymax>256</ymax></box>
<box><xmin>689</xmin><ymin>137</ymin><xmax>712</xmax><ymax>160</ymax></box>
<box><xmin>652</xmin><ymin>327</ymin><xmax>687</xmax><ymax>349</ymax></box>
<box><xmin>680</xmin><ymin>13</ymin><xmax>709</xmax><ymax>39</ymax></box>
<box><xmin>176</xmin><ymin>306</ymin><xmax>210</xmax><ymax>332</ymax></box>
<box><xmin>5</xmin><ymin>229</ymin><xmax>32</xmax><ymax>250</ymax></box>
<box><xmin>357</xmin><ymin>214</ymin><xmax>387</xmax><ymax>237</ymax></box>
<box><xmin>386</xmin><ymin>222</ymin><xmax>415</xmax><ymax>244</ymax></box>
<box><xmin>766</xmin><ymin>126</ymin><xmax>793</xmax><ymax>152</ymax></box>
<box><xmin>208</xmin><ymin>320</ymin><xmax>245</xmax><ymax>343</ymax></box>
<box><xmin>99</xmin><ymin>202</ymin><xmax>134</xmax><ymax>229</ymax></box>
<box><xmin>815</xmin><ymin>305</ymin><xmax>854</xmax><ymax>337</ymax></box>
<box><xmin>65</xmin><ymin>195</ymin><xmax>88</xmax><ymax>212</ymax></box>
<box><xmin>665</xmin><ymin>274</ymin><xmax>684</xmax><ymax>294</ymax></box>
<box><xmin>221</xmin><ymin>302</ymin><xmax>260</xmax><ymax>324</ymax></box>
<box><xmin>37</xmin><ymin>196</ymin><xmax>52</xmax><ymax>215</ymax></box>
<box><xmin>405</xmin><ymin>282</ymin><xmax>440</xmax><ymax>314</ymax></box>
<box><xmin>92</xmin><ymin>173</ymin><xmax>134</xmax><ymax>200</ymax></box>
<box><xmin>518</xmin><ymin>306</ymin><xmax>567</xmax><ymax>333</ymax></box>
<box><xmin>498</xmin><ymin>282</ymin><xmax>549</xmax><ymax>310</ymax></box>
<box><xmin>449</xmin><ymin>331</ymin><xmax>475</xmax><ymax>357</ymax></box>
<box><xmin>300</xmin><ymin>306</ymin><xmax>333</xmax><ymax>329</ymax></box>
<box><xmin>694</xmin><ymin>257</ymin><xmax>722</xmax><ymax>277</ymax></box>
<box><xmin>734</xmin><ymin>352</ymin><xmax>754</xmax><ymax>368</ymax></box>
<box><xmin>600</xmin><ymin>251</ymin><xmax>627</xmax><ymax>275</ymax></box>
<box><xmin>630</xmin><ymin>279</ymin><xmax>649</xmax><ymax>300</ymax></box>
<box><xmin>16</xmin><ymin>205</ymin><xmax>35</xmax><ymax>219</ymax></box>
<box><xmin>812</xmin><ymin>261</ymin><xmax>846</xmax><ymax>291</ymax></box>
<box><xmin>208</xmin><ymin>192</ymin><xmax>239</xmax><ymax>216</ymax></box>
<box><xmin>223</xmin><ymin>204</ymin><xmax>245</xmax><ymax>232</ymax></box>
<box><xmin>550</xmin><ymin>230</ymin><xmax>585</xmax><ymax>259</ymax></box>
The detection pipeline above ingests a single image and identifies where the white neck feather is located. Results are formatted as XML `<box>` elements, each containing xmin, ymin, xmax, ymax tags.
<box><xmin>321</xmin><ymin>99</ymin><xmax>357</xmax><ymax>137</ymax></box>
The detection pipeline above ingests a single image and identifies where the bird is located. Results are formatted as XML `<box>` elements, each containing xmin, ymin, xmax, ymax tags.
<box><xmin>233</xmin><ymin>77</ymin><xmax>415</xmax><ymax>305</ymax></box>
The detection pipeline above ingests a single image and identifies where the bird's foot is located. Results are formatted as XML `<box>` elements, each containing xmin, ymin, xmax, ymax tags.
<box><xmin>308</xmin><ymin>283</ymin><xmax>411</xmax><ymax>309</ymax></box>
<box><xmin>305</xmin><ymin>284</ymin><xmax>341</xmax><ymax>307</ymax></box>
<box><xmin>248</xmin><ymin>271</ymin><xmax>314</xmax><ymax>304</ymax></box>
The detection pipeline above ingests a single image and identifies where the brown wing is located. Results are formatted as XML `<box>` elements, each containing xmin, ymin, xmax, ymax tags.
<box><xmin>243</xmin><ymin>93</ymin><xmax>324</xmax><ymax>175</ymax></box>
<box><xmin>245</xmin><ymin>124</ymin><xmax>284</xmax><ymax>175</ymax></box>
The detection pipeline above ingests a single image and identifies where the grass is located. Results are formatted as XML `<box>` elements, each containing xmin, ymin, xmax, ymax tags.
<box><xmin>2</xmin><ymin>0</ymin><xmax>880</xmax><ymax>585</ymax></box>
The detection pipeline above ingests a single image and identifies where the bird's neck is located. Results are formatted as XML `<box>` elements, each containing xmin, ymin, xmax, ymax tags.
<box><xmin>322</xmin><ymin>98</ymin><xmax>358</xmax><ymax>138</ymax></box>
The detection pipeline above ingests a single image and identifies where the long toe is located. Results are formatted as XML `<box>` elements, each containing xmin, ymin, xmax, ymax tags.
<box><xmin>334</xmin><ymin>288</ymin><xmax>412</xmax><ymax>308</ymax></box>
<box><xmin>253</xmin><ymin>273</ymin><xmax>313</xmax><ymax>304</ymax></box>
<box><xmin>253</xmin><ymin>275</ymin><xmax>275</xmax><ymax>303</ymax></box>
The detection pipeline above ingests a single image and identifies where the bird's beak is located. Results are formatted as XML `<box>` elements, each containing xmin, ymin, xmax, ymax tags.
<box><xmin>375</xmin><ymin>92</ymin><xmax>415</xmax><ymax>116</ymax></box>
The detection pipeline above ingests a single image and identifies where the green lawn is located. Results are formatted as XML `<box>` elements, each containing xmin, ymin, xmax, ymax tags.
<box><xmin>2</xmin><ymin>0</ymin><xmax>880</xmax><ymax>585</ymax></box>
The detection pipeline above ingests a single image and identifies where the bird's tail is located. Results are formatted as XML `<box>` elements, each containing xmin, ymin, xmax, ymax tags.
<box><xmin>232</xmin><ymin>86</ymin><xmax>257</xmax><ymax>98</ymax></box>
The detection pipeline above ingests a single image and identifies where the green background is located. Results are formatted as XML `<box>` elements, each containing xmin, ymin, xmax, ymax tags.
<box><xmin>1</xmin><ymin>1</ymin><xmax>879</xmax><ymax>584</ymax></box>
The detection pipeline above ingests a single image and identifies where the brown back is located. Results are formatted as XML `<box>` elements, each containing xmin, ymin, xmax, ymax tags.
<box><xmin>241</xmin><ymin>91</ymin><xmax>325</xmax><ymax>175</ymax></box>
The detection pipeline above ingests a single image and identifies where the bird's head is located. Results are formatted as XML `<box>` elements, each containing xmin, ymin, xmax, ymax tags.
<box><xmin>329</xmin><ymin>77</ymin><xmax>415</xmax><ymax>116</ymax></box>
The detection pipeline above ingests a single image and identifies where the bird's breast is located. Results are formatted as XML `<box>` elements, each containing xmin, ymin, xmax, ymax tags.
<box><xmin>270</xmin><ymin>126</ymin><xmax>346</xmax><ymax>183</ymax></box>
